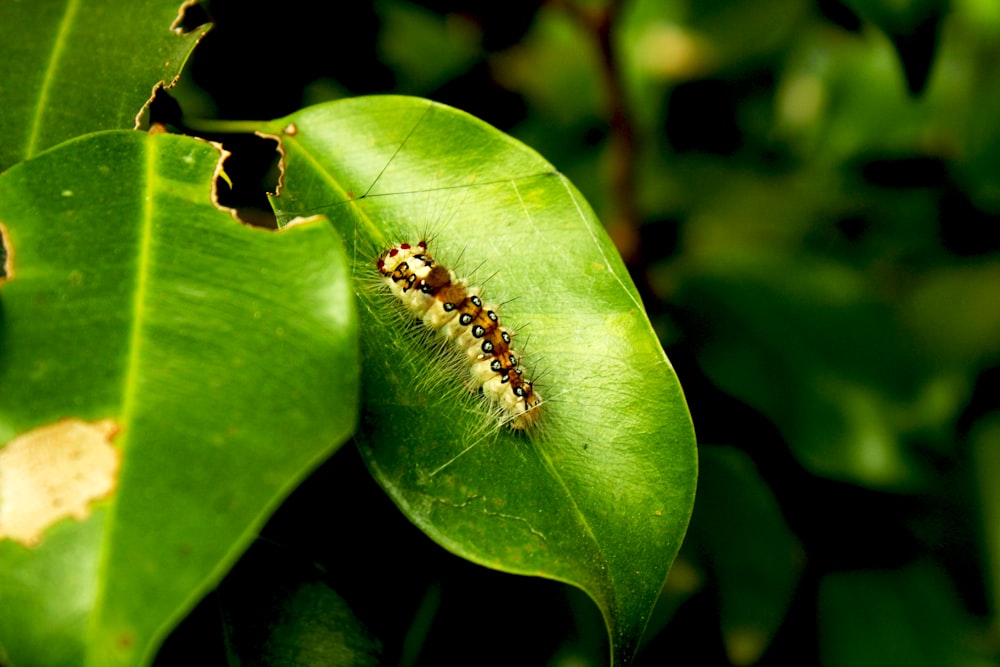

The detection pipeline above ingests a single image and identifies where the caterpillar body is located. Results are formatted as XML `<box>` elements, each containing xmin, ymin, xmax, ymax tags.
<box><xmin>376</xmin><ymin>241</ymin><xmax>542</xmax><ymax>430</ymax></box>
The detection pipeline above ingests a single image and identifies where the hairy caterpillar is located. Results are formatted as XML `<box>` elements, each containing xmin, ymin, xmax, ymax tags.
<box><xmin>376</xmin><ymin>240</ymin><xmax>542</xmax><ymax>430</ymax></box>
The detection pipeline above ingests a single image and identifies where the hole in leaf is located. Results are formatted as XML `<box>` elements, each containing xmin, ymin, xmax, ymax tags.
<box><xmin>212</xmin><ymin>133</ymin><xmax>282</xmax><ymax>228</ymax></box>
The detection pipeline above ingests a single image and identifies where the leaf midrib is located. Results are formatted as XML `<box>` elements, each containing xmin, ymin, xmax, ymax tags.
<box><xmin>25</xmin><ymin>0</ymin><xmax>81</xmax><ymax>160</ymax></box>
<box><xmin>82</xmin><ymin>134</ymin><xmax>157</xmax><ymax>665</ymax></box>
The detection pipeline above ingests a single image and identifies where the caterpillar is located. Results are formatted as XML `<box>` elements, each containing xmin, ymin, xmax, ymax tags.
<box><xmin>376</xmin><ymin>241</ymin><xmax>542</xmax><ymax>430</ymax></box>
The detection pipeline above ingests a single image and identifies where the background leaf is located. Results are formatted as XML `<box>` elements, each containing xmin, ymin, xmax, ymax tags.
<box><xmin>258</xmin><ymin>95</ymin><xmax>698</xmax><ymax>666</ymax></box>
<box><xmin>0</xmin><ymin>0</ymin><xmax>209</xmax><ymax>171</ymax></box>
<box><xmin>689</xmin><ymin>446</ymin><xmax>803</xmax><ymax>665</ymax></box>
<box><xmin>218</xmin><ymin>542</ymin><xmax>382</xmax><ymax>667</ymax></box>
<box><xmin>819</xmin><ymin>563</ymin><xmax>978</xmax><ymax>667</ymax></box>
<box><xmin>0</xmin><ymin>130</ymin><xmax>357</xmax><ymax>665</ymax></box>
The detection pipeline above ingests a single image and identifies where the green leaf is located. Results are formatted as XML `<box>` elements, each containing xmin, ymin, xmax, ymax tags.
<box><xmin>376</xmin><ymin>0</ymin><xmax>481</xmax><ymax>95</ymax></box>
<box><xmin>819</xmin><ymin>563</ymin><xmax>984</xmax><ymax>667</ymax></box>
<box><xmin>674</xmin><ymin>252</ymin><xmax>949</xmax><ymax>488</ymax></box>
<box><xmin>0</xmin><ymin>0</ymin><xmax>209</xmax><ymax>171</ymax></box>
<box><xmin>691</xmin><ymin>446</ymin><xmax>803</xmax><ymax>665</ymax></box>
<box><xmin>258</xmin><ymin>95</ymin><xmax>697</xmax><ymax>666</ymax></box>
<box><xmin>843</xmin><ymin>0</ymin><xmax>948</xmax><ymax>94</ymax></box>
<box><xmin>0</xmin><ymin>130</ymin><xmax>358</xmax><ymax>666</ymax></box>
<box><xmin>972</xmin><ymin>413</ymin><xmax>1000</xmax><ymax>619</ymax></box>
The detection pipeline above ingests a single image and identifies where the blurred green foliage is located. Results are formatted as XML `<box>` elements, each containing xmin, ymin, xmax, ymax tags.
<box><xmin>159</xmin><ymin>0</ymin><xmax>1000</xmax><ymax>664</ymax></box>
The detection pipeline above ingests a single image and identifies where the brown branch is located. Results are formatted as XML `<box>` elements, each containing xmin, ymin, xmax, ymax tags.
<box><xmin>557</xmin><ymin>0</ymin><xmax>640</xmax><ymax>261</ymax></box>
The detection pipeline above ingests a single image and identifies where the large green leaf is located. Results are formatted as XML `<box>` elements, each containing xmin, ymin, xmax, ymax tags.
<box><xmin>0</xmin><ymin>0</ymin><xmax>209</xmax><ymax>171</ymax></box>
<box><xmin>0</xmin><ymin>130</ymin><xmax>358</xmax><ymax>666</ymax></box>
<box><xmin>258</xmin><ymin>95</ymin><xmax>697</xmax><ymax>666</ymax></box>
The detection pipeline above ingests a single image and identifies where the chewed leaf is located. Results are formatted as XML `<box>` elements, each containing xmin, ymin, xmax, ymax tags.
<box><xmin>0</xmin><ymin>0</ymin><xmax>210</xmax><ymax>170</ymax></box>
<box><xmin>0</xmin><ymin>131</ymin><xmax>357</xmax><ymax>665</ymax></box>
<box><xmin>0</xmin><ymin>222</ymin><xmax>10</xmax><ymax>282</ymax></box>
<box><xmin>259</xmin><ymin>96</ymin><xmax>697</xmax><ymax>666</ymax></box>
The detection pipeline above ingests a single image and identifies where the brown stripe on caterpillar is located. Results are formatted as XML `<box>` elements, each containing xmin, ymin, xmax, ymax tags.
<box><xmin>376</xmin><ymin>240</ymin><xmax>542</xmax><ymax>430</ymax></box>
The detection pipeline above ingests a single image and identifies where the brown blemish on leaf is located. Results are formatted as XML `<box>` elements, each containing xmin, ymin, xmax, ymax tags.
<box><xmin>135</xmin><ymin>83</ymin><xmax>165</xmax><ymax>131</ymax></box>
<box><xmin>0</xmin><ymin>222</ymin><xmax>12</xmax><ymax>283</ymax></box>
<box><xmin>282</xmin><ymin>123</ymin><xmax>298</xmax><ymax>136</ymax></box>
<box><xmin>256</xmin><ymin>129</ymin><xmax>286</xmax><ymax>197</ymax></box>
<box><xmin>0</xmin><ymin>419</ymin><xmax>121</xmax><ymax>547</ymax></box>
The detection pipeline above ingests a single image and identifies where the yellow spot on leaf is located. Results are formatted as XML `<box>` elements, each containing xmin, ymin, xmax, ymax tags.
<box><xmin>0</xmin><ymin>419</ymin><xmax>121</xmax><ymax>547</ymax></box>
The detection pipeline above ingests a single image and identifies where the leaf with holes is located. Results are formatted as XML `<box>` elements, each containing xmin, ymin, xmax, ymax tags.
<box><xmin>0</xmin><ymin>0</ymin><xmax>209</xmax><ymax>170</ymax></box>
<box><xmin>0</xmin><ymin>130</ymin><xmax>357</xmax><ymax>666</ymax></box>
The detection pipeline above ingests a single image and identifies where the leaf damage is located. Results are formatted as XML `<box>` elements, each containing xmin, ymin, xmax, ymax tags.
<box><xmin>0</xmin><ymin>222</ymin><xmax>11</xmax><ymax>283</ymax></box>
<box><xmin>0</xmin><ymin>419</ymin><xmax>121</xmax><ymax>547</ymax></box>
<box><xmin>134</xmin><ymin>1</ymin><xmax>212</xmax><ymax>131</ymax></box>
<box><xmin>209</xmin><ymin>141</ymin><xmax>242</xmax><ymax>222</ymax></box>
<box><xmin>170</xmin><ymin>0</ymin><xmax>211</xmax><ymax>36</ymax></box>
<box><xmin>256</xmin><ymin>129</ymin><xmax>287</xmax><ymax>199</ymax></box>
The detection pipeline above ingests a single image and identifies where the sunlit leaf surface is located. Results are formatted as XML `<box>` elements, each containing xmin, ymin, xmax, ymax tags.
<box><xmin>259</xmin><ymin>95</ymin><xmax>697</xmax><ymax>666</ymax></box>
